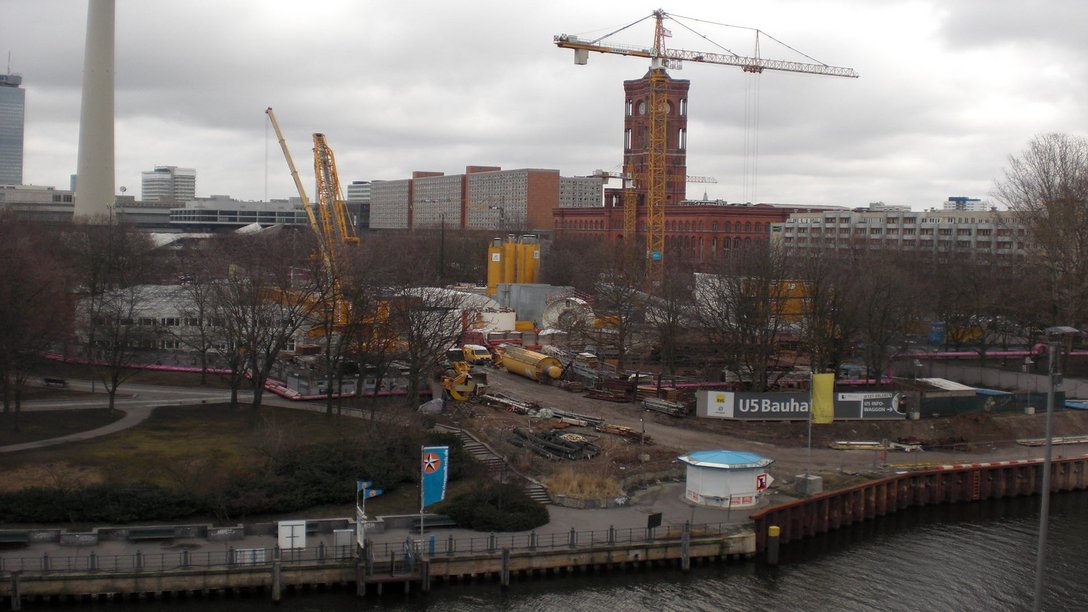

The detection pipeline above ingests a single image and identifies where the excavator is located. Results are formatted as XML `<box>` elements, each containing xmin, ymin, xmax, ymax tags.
<box><xmin>441</xmin><ymin>348</ymin><xmax>487</xmax><ymax>401</ymax></box>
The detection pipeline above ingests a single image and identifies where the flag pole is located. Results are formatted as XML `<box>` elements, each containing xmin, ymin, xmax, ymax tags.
<box><xmin>807</xmin><ymin>372</ymin><xmax>813</xmax><ymax>476</ymax></box>
<box><xmin>419</xmin><ymin>445</ymin><xmax>425</xmax><ymax>546</ymax></box>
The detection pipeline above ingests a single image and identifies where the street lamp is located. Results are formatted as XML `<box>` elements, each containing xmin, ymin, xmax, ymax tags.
<box><xmin>1033</xmin><ymin>325</ymin><xmax>1080</xmax><ymax>612</ymax></box>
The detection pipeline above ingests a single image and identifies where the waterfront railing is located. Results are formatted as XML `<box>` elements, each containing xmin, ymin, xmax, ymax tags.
<box><xmin>0</xmin><ymin>521</ymin><xmax>744</xmax><ymax>576</ymax></box>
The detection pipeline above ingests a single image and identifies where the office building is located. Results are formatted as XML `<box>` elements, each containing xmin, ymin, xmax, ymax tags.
<box><xmin>0</xmin><ymin>73</ymin><xmax>25</xmax><ymax>186</ymax></box>
<box><xmin>344</xmin><ymin>180</ymin><xmax>372</xmax><ymax>231</ymax></box>
<box><xmin>168</xmin><ymin>195</ymin><xmax>308</xmax><ymax>230</ymax></box>
<box><xmin>943</xmin><ymin>196</ymin><xmax>992</xmax><ymax>212</ymax></box>
<box><xmin>369</xmin><ymin>167</ymin><xmax>600</xmax><ymax>232</ymax></box>
<box><xmin>141</xmin><ymin>166</ymin><xmax>196</xmax><ymax>202</ymax></box>
<box><xmin>769</xmin><ymin>204</ymin><xmax>1026</xmax><ymax>262</ymax></box>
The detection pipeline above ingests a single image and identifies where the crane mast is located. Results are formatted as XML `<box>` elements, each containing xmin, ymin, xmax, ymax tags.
<box><xmin>556</xmin><ymin>10</ymin><xmax>857</xmax><ymax>284</ymax></box>
<box><xmin>266</xmin><ymin>107</ymin><xmax>357</xmax><ymax>326</ymax></box>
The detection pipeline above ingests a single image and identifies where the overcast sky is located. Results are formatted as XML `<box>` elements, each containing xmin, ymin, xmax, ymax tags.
<box><xmin>3</xmin><ymin>0</ymin><xmax>1086</xmax><ymax>209</ymax></box>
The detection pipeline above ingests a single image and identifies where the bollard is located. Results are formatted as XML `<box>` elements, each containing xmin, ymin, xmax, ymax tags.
<box><xmin>447</xmin><ymin>534</ymin><xmax>455</xmax><ymax>556</ymax></box>
<box><xmin>355</xmin><ymin>558</ymin><xmax>366</xmax><ymax>598</ymax></box>
<box><xmin>530</xmin><ymin>530</ymin><xmax>537</xmax><ymax>551</ymax></box>
<box><xmin>500</xmin><ymin>548</ymin><xmax>511</xmax><ymax>589</ymax></box>
<box><xmin>41</xmin><ymin>553</ymin><xmax>49</xmax><ymax>572</ymax></box>
<box><xmin>11</xmin><ymin>571</ymin><xmax>21</xmax><ymax>611</ymax></box>
<box><xmin>569</xmin><ymin>527</ymin><xmax>577</xmax><ymax>548</ymax></box>
<box><xmin>608</xmin><ymin>526</ymin><xmax>615</xmax><ymax>545</ymax></box>
<box><xmin>767</xmin><ymin>525</ymin><xmax>781</xmax><ymax>565</ymax></box>
<box><xmin>271</xmin><ymin>559</ymin><xmax>281</xmax><ymax>603</ymax></box>
<box><xmin>88</xmin><ymin>552</ymin><xmax>97</xmax><ymax>572</ymax></box>
<box><xmin>681</xmin><ymin>530</ymin><xmax>690</xmax><ymax>572</ymax></box>
<box><xmin>134</xmin><ymin>551</ymin><xmax>143</xmax><ymax>572</ymax></box>
<box><xmin>428</xmin><ymin>534</ymin><xmax>436</xmax><ymax>557</ymax></box>
<box><xmin>421</xmin><ymin>559</ymin><xmax>431</xmax><ymax>592</ymax></box>
<box><xmin>181</xmin><ymin>550</ymin><xmax>190</xmax><ymax>569</ymax></box>
<box><xmin>488</xmin><ymin>533</ymin><xmax>496</xmax><ymax>553</ymax></box>
<box><xmin>318</xmin><ymin>542</ymin><xmax>326</xmax><ymax>562</ymax></box>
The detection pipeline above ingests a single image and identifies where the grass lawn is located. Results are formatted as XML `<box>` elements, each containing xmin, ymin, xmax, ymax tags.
<box><xmin>0</xmin><ymin>394</ymin><xmax>489</xmax><ymax>522</ymax></box>
<box><xmin>0</xmin><ymin>403</ymin><xmax>407</xmax><ymax>498</ymax></box>
<box><xmin>0</xmin><ymin>409</ymin><xmax>125</xmax><ymax>447</ymax></box>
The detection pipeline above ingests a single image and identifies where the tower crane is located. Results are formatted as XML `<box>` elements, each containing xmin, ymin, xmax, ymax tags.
<box><xmin>265</xmin><ymin>107</ymin><xmax>358</xmax><ymax>326</ymax></box>
<box><xmin>556</xmin><ymin>10</ymin><xmax>857</xmax><ymax>283</ymax></box>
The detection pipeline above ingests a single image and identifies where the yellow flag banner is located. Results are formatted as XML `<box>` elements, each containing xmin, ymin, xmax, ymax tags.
<box><xmin>811</xmin><ymin>373</ymin><xmax>835</xmax><ymax>424</ymax></box>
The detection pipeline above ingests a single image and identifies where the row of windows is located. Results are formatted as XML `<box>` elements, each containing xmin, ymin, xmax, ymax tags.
<box><xmin>782</xmin><ymin>236</ymin><xmax>1022</xmax><ymax>250</ymax></box>
<box><xmin>559</xmin><ymin>219</ymin><xmax>770</xmax><ymax>233</ymax></box>
<box><xmin>786</xmin><ymin>226</ymin><xmax>1016</xmax><ymax>237</ymax></box>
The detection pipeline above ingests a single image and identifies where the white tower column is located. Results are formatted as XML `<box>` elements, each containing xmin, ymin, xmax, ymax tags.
<box><xmin>74</xmin><ymin>0</ymin><xmax>116</xmax><ymax>222</ymax></box>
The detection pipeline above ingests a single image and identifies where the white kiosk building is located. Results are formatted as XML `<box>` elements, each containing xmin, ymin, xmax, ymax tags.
<box><xmin>678</xmin><ymin>450</ymin><xmax>774</xmax><ymax>509</ymax></box>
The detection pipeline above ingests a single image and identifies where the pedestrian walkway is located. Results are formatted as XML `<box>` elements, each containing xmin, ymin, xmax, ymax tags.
<box><xmin>0</xmin><ymin>480</ymin><xmax>751</xmax><ymax>574</ymax></box>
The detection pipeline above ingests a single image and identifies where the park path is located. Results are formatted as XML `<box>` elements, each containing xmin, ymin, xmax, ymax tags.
<box><xmin>0</xmin><ymin>380</ymin><xmax>235</xmax><ymax>454</ymax></box>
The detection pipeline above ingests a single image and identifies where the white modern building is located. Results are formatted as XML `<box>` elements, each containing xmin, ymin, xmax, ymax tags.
<box><xmin>142</xmin><ymin>166</ymin><xmax>196</xmax><ymax>202</ymax></box>
<box><xmin>942</xmin><ymin>196</ymin><xmax>992</xmax><ymax>212</ymax></box>
<box><xmin>345</xmin><ymin>180</ymin><xmax>372</xmax><ymax>203</ymax></box>
<box><xmin>168</xmin><ymin>195</ymin><xmax>308</xmax><ymax>229</ymax></box>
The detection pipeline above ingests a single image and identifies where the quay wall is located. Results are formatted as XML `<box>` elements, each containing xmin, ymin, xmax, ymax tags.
<box><xmin>752</xmin><ymin>454</ymin><xmax>1088</xmax><ymax>553</ymax></box>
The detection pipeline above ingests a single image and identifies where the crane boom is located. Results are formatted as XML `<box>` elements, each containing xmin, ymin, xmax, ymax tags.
<box><xmin>265</xmin><ymin>108</ymin><xmax>320</xmax><ymax>234</ymax></box>
<box><xmin>555</xmin><ymin>35</ymin><xmax>858</xmax><ymax>79</ymax></box>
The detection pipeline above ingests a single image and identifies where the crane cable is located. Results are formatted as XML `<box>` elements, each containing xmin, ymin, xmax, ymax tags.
<box><xmin>744</xmin><ymin>71</ymin><xmax>760</xmax><ymax>204</ymax></box>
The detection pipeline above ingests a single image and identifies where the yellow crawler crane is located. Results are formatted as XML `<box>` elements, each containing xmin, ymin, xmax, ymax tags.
<box><xmin>265</xmin><ymin>108</ymin><xmax>358</xmax><ymax>327</ymax></box>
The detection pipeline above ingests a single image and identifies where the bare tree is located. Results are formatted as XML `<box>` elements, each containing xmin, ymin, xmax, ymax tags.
<box><xmin>696</xmin><ymin>244</ymin><xmax>788</xmax><ymax>391</ymax></box>
<box><xmin>591</xmin><ymin>243</ymin><xmax>647</xmax><ymax>372</ymax></box>
<box><xmin>0</xmin><ymin>218</ymin><xmax>72</xmax><ymax>423</ymax></box>
<box><xmin>995</xmin><ymin>133</ymin><xmax>1088</xmax><ymax>329</ymax></box>
<box><xmin>384</xmin><ymin>285</ymin><xmax>470</xmax><ymax>410</ymax></box>
<box><xmin>171</xmin><ymin>243</ymin><xmax>221</xmax><ymax>385</ymax></box>
<box><xmin>785</xmin><ymin>244</ymin><xmax>860</xmax><ymax>377</ymax></box>
<box><xmin>205</xmin><ymin>230</ymin><xmax>321</xmax><ymax>420</ymax></box>
<box><xmin>60</xmin><ymin>220</ymin><xmax>157</xmax><ymax>409</ymax></box>
<box><xmin>645</xmin><ymin>260</ymin><xmax>696</xmax><ymax>377</ymax></box>
<box><xmin>855</xmin><ymin>251</ymin><xmax>924</xmax><ymax>385</ymax></box>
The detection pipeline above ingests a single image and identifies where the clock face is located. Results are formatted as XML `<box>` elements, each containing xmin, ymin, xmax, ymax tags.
<box><xmin>637</xmin><ymin>101</ymin><xmax>646</xmax><ymax>115</ymax></box>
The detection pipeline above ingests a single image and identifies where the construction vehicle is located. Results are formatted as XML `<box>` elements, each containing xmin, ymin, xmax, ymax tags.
<box><xmin>442</xmin><ymin>348</ymin><xmax>487</xmax><ymax>401</ymax></box>
<box><xmin>461</xmin><ymin>344</ymin><xmax>494</xmax><ymax>366</ymax></box>
<box><xmin>556</xmin><ymin>10</ymin><xmax>857</xmax><ymax>284</ymax></box>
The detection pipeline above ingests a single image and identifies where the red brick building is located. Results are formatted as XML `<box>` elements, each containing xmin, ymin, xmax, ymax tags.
<box><xmin>553</xmin><ymin>69</ymin><xmax>834</xmax><ymax>268</ymax></box>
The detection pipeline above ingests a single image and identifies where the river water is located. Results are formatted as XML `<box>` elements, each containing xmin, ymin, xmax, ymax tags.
<box><xmin>80</xmin><ymin>492</ymin><xmax>1088</xmax><ymax>611</ymax></box>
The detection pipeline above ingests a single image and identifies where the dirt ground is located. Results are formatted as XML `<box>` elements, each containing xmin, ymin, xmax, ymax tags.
<box><xmin>440</xmin><ymin>368</ymin><xmax>1088</xmax><ymax>494</ymax></box>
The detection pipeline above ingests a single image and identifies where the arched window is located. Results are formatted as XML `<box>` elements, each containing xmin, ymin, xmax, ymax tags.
<box><xmin>745</xmin><ymin>222</ymin><xmax>752</xmax><ymax>233</ymax></box>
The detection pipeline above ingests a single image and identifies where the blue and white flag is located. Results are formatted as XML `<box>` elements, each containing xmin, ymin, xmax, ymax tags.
<box><xmin>357</xmin><ymin>480</ymin><xmax>373</xmax><ymax>493</ymax></box>
<box><xmin>421</xmin><ymin>446</ymin><xmax>449</xmax><ymax>508</ymax></box>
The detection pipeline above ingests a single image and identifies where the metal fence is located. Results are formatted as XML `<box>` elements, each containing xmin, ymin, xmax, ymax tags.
<box><xmin>0</xmin><ymin>522</ymin><xmax>743</xmax><ymax>577</ymax></box>
<box><xmin>365</xmin><ymin>521</ymin><xmax>741</xmax><ymax>569</ymax></box>
<box><xmin>0</xmin><ymin>543</ymin><xmax>354</xmax><ymax>574</ymax></box>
